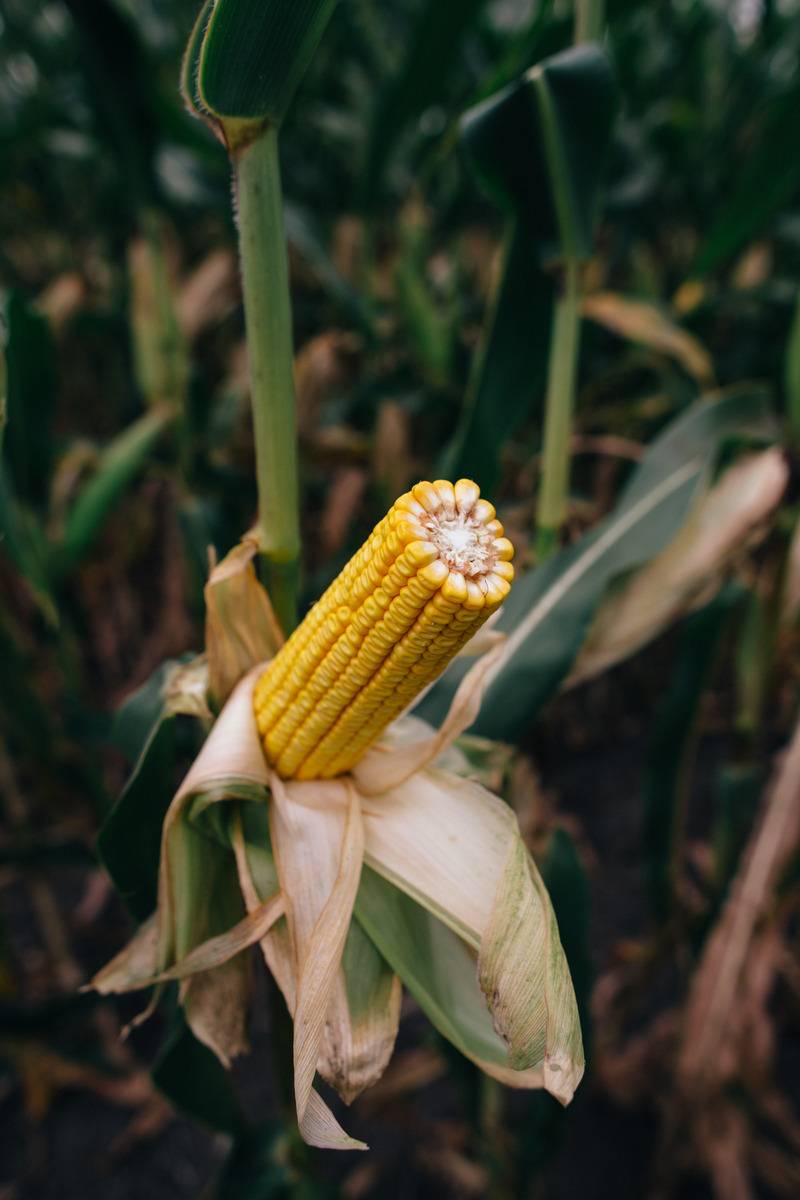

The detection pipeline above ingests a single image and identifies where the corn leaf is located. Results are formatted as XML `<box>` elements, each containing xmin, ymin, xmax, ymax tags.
<box><xmin>2</xmin><ymin>292</ymin><xmax>56</xmax><ymax>510</ymax></box>
<box><xmin>644</xmin><ymin>589</ymin><xmax>741</xmax><ymax>920</ymax></box>
<box><xmin>567</xmin><ymin>448</ymin><xmax>788</xmax><ymax>688</ymax></box>
<box><xmin>462</xmin><ymin>45</ymin><xmax>615</xmax><ymax>265</ymax></box>
<box><xmin>419</xmin><ymin>389</ymin><xmax>777</xmax><ymax>740</ymax></box>
<box><xmin>694</xmin><ymin>81</ymin><xmax>800</xmax><ymax>275</ymax></box>
<box><xmin>582</xmin><ymin>291</ymin><xmax>714</xmax><ymax>385</ymax></box>
<box><xmin>445</xmin><ymin>46</ymin><xmax>614</xmax><ymax>490</ymax></box>
<box><xmin>194</xmin><ymin>0</ymin><xmax>339</xmax><ymax>125</ymax></box>
<box><xmin>361</xmin><ymin>0</ymin><xmax>489</xmax><ymax>211</ymax></box>
<box><xmin>99</xmin><ymin>658</ymin><xmax>209</xmax><ymax>920</ymax></box>
<box><xmin>153</xmin><ymin>1010</ymin><xmax>245</xmax><ymax>1136</ymax></box>
<box><xmin>57</xmin><ymin>405</ymin><xmax>172</xmax><ymax>573</ymax></box>
<box><xmin>541</xmin><ymin>829</ymin><xmax>592</xmax><ymax>1056</ymax></box>
<box><xmin>443</xmin><ymin>225</ymin><xmax>553</xmax><ymax>492</ymax></box>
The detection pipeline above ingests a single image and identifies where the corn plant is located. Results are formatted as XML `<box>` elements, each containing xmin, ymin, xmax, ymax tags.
<box><xmin>2</xmin><ymin>1</ymin><xmax>800</xmax><ymax>1197</ymax></box>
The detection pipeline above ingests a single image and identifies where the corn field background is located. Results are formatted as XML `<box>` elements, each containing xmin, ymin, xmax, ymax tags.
<box><xmin>2</xmin><ymin>0</ymin><xmax>800</xmax><ymax>1197</ymax></box>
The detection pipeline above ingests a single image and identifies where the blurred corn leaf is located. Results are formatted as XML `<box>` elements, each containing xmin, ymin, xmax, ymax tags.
<box><xmin>695</xmin><ymin>80</ymin><xmax>800</xmax><ymax>276</ymax></box>
<box><xmin>99</xmin><ymin>666</ymin><xmax>180</xmax><ymax>921</ymax></box>
<box><xmin>2</xmin><ymin>293</ymin><xmax>56</xmax><ymax>510</ymax></box>
<box><xmin>445</xmin><ymin>46</ymin><xmax>614</xmax><ymax>490</ymax></box>
<box><xmin>785</xmin><ymin>292</ymin><xmax>800</xmax><ymax>439</ymax></box>
<box><xmin>153</xmin><ymin>1008</ymin><xmax>245</xmax><ymax>1137</ymax></box>
<box><xmin>567</xmin><ymin>449</ymin><xmax>788</xmax><ymax>688</ymax></box>
<box><xmin>645</xmin><ymin>588</ymin><xmax>740</xmax><ymax>921</ymax></box>
<box><xmin>213</xmin><ymin>1123</ymin><xmax>293</xmax><ymax>1199</ymax></box>
<box><xmin>443</xmin><ymin>225</ymin><xmax>552</xmax><ymax>491</ymax></box>
<box><xmin>463</xmin><ymin>45</ymin><xmax>615</xmax><ymax>264</ymax></box>
<box><xmin>712</xmin><ymin>763</ymin><xmax>763</xmax><ymax>900</ymax></box>
<box><xmin>187</xmin><ymin>0</ymin><xmax>339</xmax><ymax>126</ymax></box>
<box><xmin>361</xmin><ymin>0</ymin><xmax>489</xmax><ymax>211</ymax></box>
<box><xmin>420</xmin><ymin>389</ymin><xmax>777</xmax><ymax>741</ymax></box>
<box><xmin>541</xmin><ymin>828</ymin><xmax>591</xmax><ymax>1054</ymax></box>
<box><xmin>99</xmin><ymin>658</ymin><xmax>208</xmax><ymax>920</ymax></box>
<box><xmin>57</xmin><ymin>407</ymin><xmax>172</xmax><ymax>574</ymax></box>
<box><xmin>61</xmin><ymin>0</ymin><xmax>161</xmax><ymax>207</ymax></box>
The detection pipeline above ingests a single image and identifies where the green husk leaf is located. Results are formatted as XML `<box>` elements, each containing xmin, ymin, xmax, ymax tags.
<box><xmin>359</xmin><ymin>765</ymin><xmax>583</xmax><ymax>1102</ymax></box>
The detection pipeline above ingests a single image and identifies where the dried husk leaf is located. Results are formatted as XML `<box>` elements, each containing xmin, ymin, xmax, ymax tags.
<box><xmin>322</xmin><ymin>920</ymin><xmax>401</xmax><ymax>1105</ymax></box>
<box><xmin>232</xmin><ymin>809</ymin><xmax>297</xmax><ymax>1013</ymax></box>
<box><xmin>567</xmin><ymin>449</ymin><xmax>788</xmax><ymax>688</ymax></box>
<box><xmin>205</xmin><ymin>541</ymin><xmax>283</xmax><ymax>708</ymax></box>
<box><xmin>92</xmin><ymin>669</ymin><xmax>274</xmax><ymax>1064</ymax></box>
<box><xmin>92</xmin><ymin>895</ymin><xmax>283</xmax><ymax>993</ymax></box>
<box><xmin>269</xmin><ymin>772</ymin><xmax>368</xmax><ymax>1150</ymax></box>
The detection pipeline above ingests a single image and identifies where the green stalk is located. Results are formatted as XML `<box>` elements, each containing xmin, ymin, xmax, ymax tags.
<box><xmin>535</xmin><ymin>258</ymin><xmax>582</xmax><ymax>559</ymax></box>
<box><xmin>574</xmin><ymin>0</ymin><xmax>605</xmax><ymax>43</ymax></box>
<box><xmin>233</xmin><ymin>125</ymin><xmax>300</xmax><ymax>633</ymax></box>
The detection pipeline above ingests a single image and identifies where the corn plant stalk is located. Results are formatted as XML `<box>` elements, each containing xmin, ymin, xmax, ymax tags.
<box><xmin>574</xmin><ymin>0</ymin><xmax>605</xmax><ymax>44</ymax></box>
<box><xmin>536</xmin><ymin>257</ymin><xmax>582</xmax><ymax>559</ymax></box>
<box><xmin>233</xmin><ymin>125</ymin><xmax>300</xmax><ymax>632</ymax></box>
<box><xmin>535</xmin><ymin>6</ymin><xmax>607</xmax><ymax>559</ymax></box>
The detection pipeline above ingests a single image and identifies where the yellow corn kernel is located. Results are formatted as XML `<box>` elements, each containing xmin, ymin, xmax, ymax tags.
<box><xmin>254</xmin><ymin>479</ymin><xmax>514</xmax><ymax>779</ymax></box>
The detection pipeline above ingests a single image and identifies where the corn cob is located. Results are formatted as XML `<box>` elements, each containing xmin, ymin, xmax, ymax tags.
<box><xmin>253</xmin><ymin>479</ymin><xmax>514</xmax><ymax>780</ymax></box>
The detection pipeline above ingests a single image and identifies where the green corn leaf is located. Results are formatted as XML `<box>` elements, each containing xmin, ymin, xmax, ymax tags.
<box><xmin>98</xmin><ymin>715</ymin><xmax>177</xmax><ymax>922</ymax></box>
<box><xmin>785</xmin><ymin>291</ymin><xmax>800</xmax><ymax>440</ymax></box>
<box><xmin>181</xmin><ymin>0</ymin><xmax>215</xmax><ymax>122</ymax></box>
<box><xmin>2</xmin><ymin>292</ymin><xmax>56</xmax><ymax>511</ymax></box>
<box><xmin>462</xmin><ymin>45</ymin><xmax>615</xmax><ymax>265</ymax></box>
<box><xmin>445</xmin><ymin>45</ymin><xmax>614</xmax><ymax>489</ymax></box>
<box><xmin>192</xmin><ymin>0</ymin><xmax>339</xmax><ymax>127</ymax></box>
<box><xmin>361</xmin><ymin>0</ymin><xmax>489</xmax><ymax>211</ymax></box>
<box><xmin>153</xmin><ymin>1008</ymin><xmax>246</xmax><ymax>1136</ymax></box>
<box><xmin>541</xmin><ymin>828</ymin><xmax>592</xmax><ymax>1056</ymax></box>
<box><xmin>644</xmin><ymin>588</ymin><xmax>740</xmax><ymax>921</ymax></box>
<box><xmin>442</xmin><ymin>223</ymin><xmax>552</xmax><ymax>491</ymax></box>
<box><xmin>99</xmin><ymin>658</ymin><xmax>205</xmax><ymax>920</ymax></box>
<box><xmin>57</xmin><ymin>405</ymin><xmax>172</xmax><ymax>573</ymax></box>
<box><xmin>213</xmin><ymin>1123</ymin><xmax>293</xmax><ymax>1198</ymax></box>
<box><xmin>694</xmin><ymin>81</ymin><xmax>800</xmax><ymax>276</ymax></box>
<box><xmin>418</xmin><ymin>389</ymin><xmax>777</xmax><ymax>741</ymax></box>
